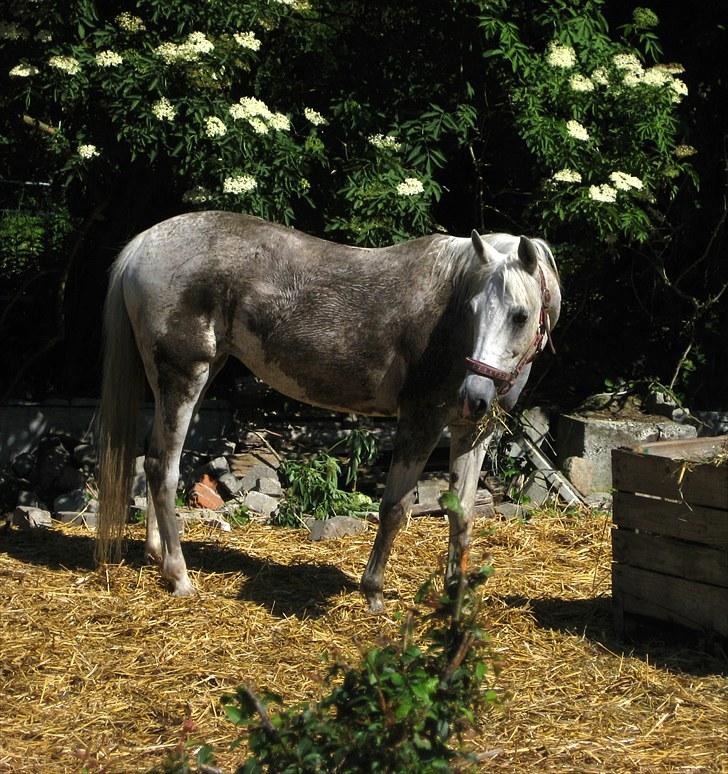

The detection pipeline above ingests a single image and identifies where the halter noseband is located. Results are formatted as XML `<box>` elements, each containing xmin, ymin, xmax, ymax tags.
<box><xmin>465</xmin><ymin>265</ymin><xmax>555</xmax><ymax>395</ymax></box>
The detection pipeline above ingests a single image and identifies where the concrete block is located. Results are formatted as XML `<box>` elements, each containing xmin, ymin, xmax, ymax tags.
<box><xmin>242</xmin><ymin>463</ymin><xmax>279</xmax><ymax>493</ymax></box>
<box><xmin>13</xmin><ymin>506</ymin><xmax>52</xmax><ymax>529</ymax></box>
<box><xmin>556</xmin><ymin>413</ymin><xmax>696</xmax><ymax>494</ymax></box>
<box><xmin>244</xmin><ymin>490</ymin><xmax>279</xmax><ymax>517</ymax></box>
<box><xmin>55</xmin><ymin>511</ymin><xmax>98</xmax><ymax>529</ymax></box>
<box><xmin>217</xmin><ymin>472</ymin><xmax>244</xmax><ymax>497</ymax></box>
<box><xmin>305</xmin><ymin>515</ymin><xmax>368</xmax><ymax>541</ymax></box>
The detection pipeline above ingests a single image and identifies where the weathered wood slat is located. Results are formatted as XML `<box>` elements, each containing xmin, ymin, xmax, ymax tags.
<box><xmin>612</xmin><ymin>564</ymin><xmax>728</xmax><ymax>638</ymax></box>
<box><xmin>612</xmin><ymin>528</ymin><xmax>728</xmax><ymax>587</ymax></box>
<box><xmin>611</xmin><ymin>448</ymin><xmax>728</xmax><ymax>510</ymax></box>
<box><xmin>630</xmin><ymin>435</ymin><xmax>728</xmax><ymax>461</ymax></box>
<box><xmin>612</xmin><ymin>491</ymin><xmax>728</xmax><ymax>547</ymax></box>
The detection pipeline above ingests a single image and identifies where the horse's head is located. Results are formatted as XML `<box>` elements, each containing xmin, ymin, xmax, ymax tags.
<box><xmin>459</xmin><ymin>230</ymin><xmax>559</xmax><ymax>419</ymax></box>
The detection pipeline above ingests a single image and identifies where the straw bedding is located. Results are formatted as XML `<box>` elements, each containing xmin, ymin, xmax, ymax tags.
<box><xmin>1</xmin><ymin>511</ymin><xmax>726</xmax><ymax>773</ymax></box>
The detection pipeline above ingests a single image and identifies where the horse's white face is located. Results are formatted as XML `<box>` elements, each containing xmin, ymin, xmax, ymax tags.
<box><xmin>459</xmin><ymin>232</ymin><xmax>545</xmax><ymax>418</ymax></box>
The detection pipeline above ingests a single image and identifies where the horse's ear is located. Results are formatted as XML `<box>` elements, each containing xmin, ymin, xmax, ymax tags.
<box><xmin>471</xmin><ymin>230</ymin><xmax>500</xmax><ymax>265</ymax></box>
<box><xmin>517</xmin><ymin>236</ymin><xmax>539</xmax><ymax>274</ymax></box>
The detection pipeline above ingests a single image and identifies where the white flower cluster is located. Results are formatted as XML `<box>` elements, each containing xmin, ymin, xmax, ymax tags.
<box><xmin>78</xmin><ymin>144</ymin><xmax>100</xmax><ymax>159</ymax></box>
<box><xmin>569</xmin><ymin>74</ymin><xmax>594</xmax><ymax>93</ymax></box>
<box><xmin>9</xmin><ymin>63</ymin><xmax>39</xmax><ymax>77</ymax></box>
<box><xmin>205</xmin><ymin>116</ymin><xmax>227</xmax><ymax>138</ymax></box>
<box><xmin>396</xmin><ymin>177</ymin><xmax>424</xmax><ymax>196</ymax></box>
<box><xmin>589</xmin><ymin>184</ymin><xmax>617</xmax><ymax>203</ymax></box>
<box><xmin>116</xmin><ymin>12</ymin><xmax>146</xmax><ymax>32</ymax></box>
<box><xmin>612</xmin><ymin>53</ymin><xmax>687</xmax><ymax>100</ymax></box>
<box><xmin>152</xmin><ymin>97</ymin><xmax>176</xmax><ymax>122</ymax></box>
<box><xmin>609</xmin><ymin>171</ymin><xmax>643</xmax><ymax>191</ymax></box>
<box><xmin>612</xmin><ymin>53</ymin><xmax>642</xmax><ymax>73</ymax></box>
<box><xmin>674</xmin><ymin>144</ymin><xmax>697</xmax><ymax>158</ymax></box>
<box><xmin>368</xmin><ymin>134</ymin><xmax>402</xmax><ymax>151</ymax></box>
<box><xmin>304</xmin><ymin>107</ymin><xmax>326</xmax><ymax>126</ymax></box>
<box><xmin>551</xmin><ymin>168</ymin><xmax>582</xmax><ymax>184</ymax></box>
<box><xmin>223</xmin><ymin>174</ymin><xmax>257</xmax><ymax>194</ymax></box>
<box><xmin>95</xmin><ymin>50</ymin><xmax>123</xmax><ymax>67</ymax></box>
<box><xmin>273</xmin><ymin>0</ymin><xmax>311</xmax><ymax>10</ymax></box>
<box><xmin>229</xmin><ymin>97</ymin><xmax>289</xmax><ymax>133</ymax></box>
<box><xmin>566</xmin><ymin>120</ymin><xmax>589</xmax><ymax>141</ymax></box>
<box><xmin>591</xmin><ymin>67</ymin><xmax>609</xmax><ymax>86</ymax></box>
<box><xmin>234</xmin><ymin>31</ymin><xmax>261</xmax><ymax>51</ymax></box>
<box><xmin>155</xmin><ymin>32</ymin><xmax>214</xmax><ymax>63</ymax></box>
<box><xmin>546</xmin><ymin>41</ymin><xmax>576</xmax><ymax>69</ymax></box>
<box><xmin>0</xmin><ymin>21</ymin><xmax>27</xmax><ymax>40</ymax></box>
<box><xmin>669</xmin><ymin>78</ymin><xmax>688</xmax><ymax>102</ymax></box>
<box><xmin>49</xmin><ymin>55</ymin><xmax>81</xmax><ymax>75</ymax></box>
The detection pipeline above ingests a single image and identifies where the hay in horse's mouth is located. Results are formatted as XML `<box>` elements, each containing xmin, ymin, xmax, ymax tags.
<box><xmin>474</xmin><ymin>401</ymin><xmax>511</xmax><ymax>446</ymax></box>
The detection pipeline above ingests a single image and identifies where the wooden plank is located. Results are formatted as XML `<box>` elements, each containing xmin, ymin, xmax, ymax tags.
<box><xmin>612</xmin><ymin>528</ymin><xmax>728</xmax><ymax>587</ymax></box>
<box><xmin>631</xmin><ymin>435</ymin><xmax>728</xmax><ymax>461</ymax></box>
<box><xmin>611</xmin><ymin>448</ymin><xmax>728</xmax><ymax>510</ymax></box>
<box><xmin>612</xmin><ymin>491</ymin><xmax>728</xmax><ymax>547</ymax></box>
<box><xmin>612</xmin><ymin>564</ymin><xmax>728</xmax><ymax>638</ymax></box>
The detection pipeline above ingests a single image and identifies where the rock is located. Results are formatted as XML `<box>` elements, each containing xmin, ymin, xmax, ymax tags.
<box><xmin>73</xmin><ymin>443</ymin><xmax>97</xmax><ymax>469</ymax></box>
<box><xmin>242</xmin><ymin>463</ymin><xmax>280</xmax><ymax>493</ymax></box>
<box><xmin>217</xmin><ymin>472</ymin><xmax>244</xmax><ymax>497</ymax></box>
<box><xmin>584</xmin><ymin>491</ymin><xmax>613</xmax><ymax>511</ymax></box>
<box><xmin>230</xmin><ymin>450</ymin><xmax>281</xmax><ymax>478</ymax></box>
<box><xmin>416</xmin><ymin>477</ymin><xmax>449</xmax><ymax>506</ymax></box>
<box><xmin>13</xmin><ymin>506</ymin><xmax>52</xmax><ymax>530</ymax></box>
<box><xmin>203</xmin><ymin>455</ymin><xmax>230</xmax><ymax>479</ymax></box>
<box><xmin>244</xmin><ymin>490</ymin><xmax>280</xmax><ymax>517</ymax></box>
<box><xmin>17</xmin><ymin>490</ymin><xmax>40</xmax><ymax>507</ymax></box>
<box><xmin>177</xmin><ymin>509</ymin><xmax>231</xmax><ymax>532</ymax></box>
<box><xmin>132</xmin><ymin>495</ymin><xmax>148</xmax><ymax>510</ymax></box>
<box><xmin>55</xmin><ymin>464</ymin><xmax>87</xmax><ymax>493</ymax></box>
<box><xmin>256</xmin><ymin>476</ymin><xmax>283</xmax><ymax>497</ymax></box>
<box><xmin>188</xmin><ymin>473</ymin><xmax>224</xmax><ymax>510</ymax></box>
<box><xmin>53</xmin><ymin>488</ymin><xmax>87</xmax><ymax>514</ymax></box>
<box><xmin>519</xmin><ymin>406</ymin><xmax>551</xmax><ymax>447</ymax></box>
<box><xmin>305</xmin><ymin>515</ymin><xmax>368</xmax><ymax>541</ymax></box>
<box><xmin>496</xmin><ymin>501</ymin><xmax>533</xmax><ymax>520</ymax></box>
<box><xmin>206</xmin><ymin>439</ymin><xmax>237</xmax><ymax>457</ymax></box>
<box><xmin>86</xmin><ymin>498</ymin><xmax>99</xmax><ymax>513</ymax></box>
<box><xmin>561</xmin><ymin>456</ymin><xmax>594</xmax><ymax>495</ymax></box>
<box><xmin>55</xmin><ymin>511</ymin><xmax>98</xmax><ymax>529</ymax></box>
<box><xmin>11</xmin><ymin>452</ymin><xmax>35</xmax><ymax>478</ymax></box>
<box><xmin>32</xmin><ymin>437</ymin><xmax>70</xmax><ymax>492</ymax></box>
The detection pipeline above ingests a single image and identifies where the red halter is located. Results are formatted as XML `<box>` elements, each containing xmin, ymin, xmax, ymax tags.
<box><xmin>464</xmin><ymin>266</ymin><xmax>555</xmax><ymax>395</ymax></box>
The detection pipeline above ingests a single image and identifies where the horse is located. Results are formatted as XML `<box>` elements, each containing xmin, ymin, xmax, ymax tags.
<box><xmin>96</xmin><ymin>211</ymin><xmax>560</xmax><ymax>612</ymax></box>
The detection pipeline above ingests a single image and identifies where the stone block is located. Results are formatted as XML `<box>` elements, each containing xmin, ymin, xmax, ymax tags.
<box><xmin>496</xmin><ymin>501</ymin><xmax>533</xmax><ymax>520</ymax></box>
<box><xmin>53</xmin><ymin>488</ymin><xmax>88</xmax><ymax>514</ymax></box>
<box><xmin>305</xmin><ymin>515</ymin><xmax>368</xmax><ymax>541</ymax></box>
<box><xmin>242</xmin><ymin>463</ymin><xmax>279</xmax><ymax>493</ymax></box>
<box><xmin>561</xmin><ymin>456</ymin><xmax>594</xmax><ymax>496</ymax></box>
<box><xmin>13</xmin><ymin>506</ymin><xmax>52</xmax><ymax>530</ymax></box>
<box><xmin>256</xmin><ymin>476</ymin><xmax>283</xmax><ymax>497</ymax></box>
<box><xmin>217</xmin><ymin>471</ymin><xmax>244</xmax><ymax>497</ymax></box>
<box><xmin>178</xmin><ymin>509</ymin><xmax>231</xmax><ymax>532</ymax></box>
<box><xmin>556</xmin><ymin>413</ymin><xmax>696</xmax><ymax>494</ymax></box>
<box><xmin>204</xmin><ymin>455</ymin><xmax>230</xmax><ymax>478</ymax></box>
<box><xmin>416</xmin><ymin>478</ymin><xmax>448</xmax><ymax>506</ymax></box>
<box><xmin>244</xmin><ymin>490</ymin><xmax>279</xmax><ymax>517</ymax></box>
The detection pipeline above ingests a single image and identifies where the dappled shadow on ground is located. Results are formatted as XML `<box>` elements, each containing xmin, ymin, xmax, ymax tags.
<box><xmin>502</xmin><ymin>593</ymin><xmax>728</xmax><ymax>677</ymax></box>
<box><xmin>0</xmin><ymin>526</ymin><xmax>358</xmax><ymax>619</ymax></box>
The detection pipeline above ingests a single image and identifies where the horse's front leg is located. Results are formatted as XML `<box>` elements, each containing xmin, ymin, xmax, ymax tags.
<box><xmin>444</xmin><ymin>421</ymin><xmax>492</xmax><ymax>584</ymax></box>
<box><xmin>361</xmin><ymin>411</ymin><xmax>445</xmax><ymax>613</ymax></box>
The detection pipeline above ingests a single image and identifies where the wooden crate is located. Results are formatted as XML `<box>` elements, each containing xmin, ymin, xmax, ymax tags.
<box><xmin>611</xmin><ymin>436</ymin><xmax>728</xmax><ymax>640</ymax></box>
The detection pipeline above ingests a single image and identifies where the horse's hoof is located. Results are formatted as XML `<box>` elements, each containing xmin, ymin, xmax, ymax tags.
<box><xmin>364</xmin><ymin>591</ymin><xmax>385</xmax><ymax>614</ymax></box>
<box><xmin>171</xmin><ymin>579</ymin><xmax>196</xmax><ymax>597</ymax></box>
<box><xmin>145</xmin><ymin>549</ymin><xmax>163</xmax><ymax>566</ymax></box>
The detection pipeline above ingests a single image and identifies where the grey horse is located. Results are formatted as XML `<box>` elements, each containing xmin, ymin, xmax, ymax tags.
<box><xmin>96</xmin><ymin>212</ymin><xmax>560</xmax><ymax>612</ymax></box>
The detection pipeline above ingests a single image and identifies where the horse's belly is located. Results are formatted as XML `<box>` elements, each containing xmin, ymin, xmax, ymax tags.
<box><xmin>227</xmin><ymin>326</ymin><xmax>403</xmax><ymax>416</ymax></box>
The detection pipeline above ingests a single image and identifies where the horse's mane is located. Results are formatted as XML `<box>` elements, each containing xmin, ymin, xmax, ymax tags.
<box><xmin>432</xmin><ymin>232</ymin><xmax>559</xmax><ymax>307</ymax></box>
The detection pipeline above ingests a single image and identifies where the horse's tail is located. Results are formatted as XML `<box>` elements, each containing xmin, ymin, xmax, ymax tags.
<box><xmin>95</xmin><ymin>233</ymin><xmax>147</xmax><ymax>566</ymax></box>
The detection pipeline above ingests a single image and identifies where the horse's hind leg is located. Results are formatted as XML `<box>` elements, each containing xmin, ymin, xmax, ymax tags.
<box><xmin>145</xmin><ymin>355</ymin><xmax>228</xmax><ymax>565</ymax></box>
<box><xmin>145</xmin><ymin>359</ymin><xmax>213</xmax><ymax>596</ymax></box>
<box><xmin>360</xmin><ymin>409</ymin><xmax>446</xmax><ymax>613</ymax></box>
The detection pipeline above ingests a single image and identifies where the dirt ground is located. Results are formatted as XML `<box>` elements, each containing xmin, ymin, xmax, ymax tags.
<box><xmin>1</xmin><ymin>512</ymin><xmax>726</xmax><ymax>773</ymax></box>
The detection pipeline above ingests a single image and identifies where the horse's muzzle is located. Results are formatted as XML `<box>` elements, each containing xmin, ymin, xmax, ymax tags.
<box><xmin>460</xmin><ymin>374</ymin><xmax>498</xmax><ymax>419</ymax></box>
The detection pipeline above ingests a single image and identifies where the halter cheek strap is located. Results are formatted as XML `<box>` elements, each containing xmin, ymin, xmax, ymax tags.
<box><xmin>465</xmin><ymin>266</ymin><xmax>555</xmax><ymax>395</ymax></box>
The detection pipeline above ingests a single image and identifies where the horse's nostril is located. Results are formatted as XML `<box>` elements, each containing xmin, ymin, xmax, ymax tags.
<box><xmin>476</xmin><ymin>399</ymin><xmax>489</xmax><ymax>414</ymax></box>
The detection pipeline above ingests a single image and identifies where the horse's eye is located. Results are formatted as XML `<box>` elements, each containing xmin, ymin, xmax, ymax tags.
<box><xmin>512</xmin><ymin>310</ymin><xmax>528</xmax><ymax>327</ymax></box>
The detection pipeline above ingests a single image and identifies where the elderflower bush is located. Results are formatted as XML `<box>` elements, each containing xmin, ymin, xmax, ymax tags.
<box><xmin>2</xmin><ymin>0</ymin><xmax>333</xmax><ymax>225</ymax></box>
<box><xmin>478</xmin><ymin>4</ymin><xmax>696</xmax><ymax>246</ymax></box>
<box><xmin>1</xmin><ymin>0</ymin><xmax>477</xmax><ymax>246</ymax></box>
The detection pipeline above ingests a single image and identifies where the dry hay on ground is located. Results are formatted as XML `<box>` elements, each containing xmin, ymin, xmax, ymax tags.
<box><xmin>1</xmin><ymin>512</ymin><xmax>726</xmax><ymax>773</ymax></box>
